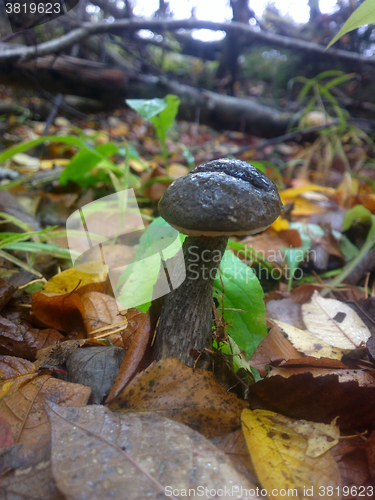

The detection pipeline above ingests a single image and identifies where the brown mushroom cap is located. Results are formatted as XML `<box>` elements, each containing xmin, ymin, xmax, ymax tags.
<box><xmin>158</xmin><ymin>158</ymin><xmax>283</xmax><ymax>236</ymax></box>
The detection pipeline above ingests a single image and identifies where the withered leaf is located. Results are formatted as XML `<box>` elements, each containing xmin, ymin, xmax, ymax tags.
<box><xmin>109</xmin><ymin>358</ymin><xmax>247</xmax><ymax>438</ymax></box>
<box><xmin>106</xmin><ymin>310</ymin><xmax>151</xmax><ymax>403</ymax></box>
<box><xmin>248</xmin><ymin>325</ymin><xmax>303</xmax><ymax>377</ymax></box>
<box><xmin>32</xmin><ymin>291</ymin><xmax>85</xmax><ymax>333</ymax></box>
<box><xmin>248</xmin><ymin>369</ymin><xmax>375</xmax><ymax>428</ymax></box>
<box><xmin>0</xmin><ymin>277</ymin><xmax>16</xmax><ymax>312</ymax></box>
<box><xmin>35</xmin><ymin>339</ymin><xmax>86</xmax><ymax>369</ymax></box>
<box><xmin>0</xmin><ymin>355</ymin><xmax>38</xmax><ymax>400</ymax></box>
<box><xmin>46</xmin><ymin>403</ymin><xmax>261</xmax><ymax>500</ymax></box>
<box><xmin>0</xmin><ymin>316</ymin><xmax>63</xmax><ymax>360</ymax></box>
<box><xmin>67</xmin><ymin>345</ymin><xmax>124</xmax><ymax>404</ymax></box>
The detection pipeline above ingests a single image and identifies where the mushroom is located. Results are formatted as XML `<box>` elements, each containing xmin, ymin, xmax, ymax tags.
<box><xmin>153</xmin><ymin>158</ymin><xmax>283</xmax><ymax>366</ymax></box>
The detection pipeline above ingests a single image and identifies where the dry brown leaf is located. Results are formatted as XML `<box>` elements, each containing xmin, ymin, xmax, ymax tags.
<box><xmin>81</xmin><ymin>291</ymin><xmax>126</xmax><ymax>335</ymax></box>
<box><xmin>32</xmin><ymin>291</ymin><xmax>86</xmax><ymax>333</ymax></box>
<box><xmin>35</xmin><ymin>339</ymin><xmax>86</xmax><ymax>369</ymax></box>
<box><xmin>0</xmin><ymin>315</ymin><xmax>63</xmax><ymax>360</ymax></box>
<box><xmin>0</xmin><ymin>277</ymin><xmax>16</xmax><ymax>312</ymax></box>
<box><xmin>248</xmin><ymin>368</ymin><xmax>375</xmax><ymax>428</ymax></box>
<box><xmin>248</xmin><ymin>325</ymin><xmax>303</xmax><ymax>376</ymax></box>
<box><xmin>109</xmin><ymin>358</ymin><xmax>247</xmax><ymax>438</ymax></box>
<box><xmin>211</xmin><ymin>429</ymin><xmax>258</xmax><ymax>485</ymax></box>
<box><xmin>106</xmin><ymin>310</ymin><xmax>151</xmax><ymax>403</ymax></box>
<box><xmin>46</xmin><ymin>403</ymin><xmax>261</xmax><ymax>500</ymax></box>
<box><xmin>0</xmin><ymin>355</ymin><xmax>38</xmax><ymax>400</ymax></box>
<box><xmin>332</xmin><ymin>438</ymin><xmax>372</xmax><ymax>494</ymax></box>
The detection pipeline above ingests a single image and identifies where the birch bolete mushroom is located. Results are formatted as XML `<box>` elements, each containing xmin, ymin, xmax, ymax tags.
<box><xmin>154</xmin><ymin>158</ymin><xmax>283</xmax><ymax>366</ymax></box>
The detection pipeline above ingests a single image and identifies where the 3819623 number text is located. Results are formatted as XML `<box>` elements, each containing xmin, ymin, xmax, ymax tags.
<box><xmin>5</xmin><ymin>2</ymin><xmax>61</xmax><ymax>14</ymax></box>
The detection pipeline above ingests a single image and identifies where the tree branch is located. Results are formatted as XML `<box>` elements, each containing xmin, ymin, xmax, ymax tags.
<box><xmin>0</xmin><ymin>18</ymin><xmax>373</xmax><ymax>68</ymax></box>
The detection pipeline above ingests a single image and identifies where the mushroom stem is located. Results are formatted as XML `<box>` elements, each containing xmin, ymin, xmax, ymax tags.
<box><xmin>153</xmin><ymin>235</ymin><xmax>228</xmax><ymax>366</ymax></box>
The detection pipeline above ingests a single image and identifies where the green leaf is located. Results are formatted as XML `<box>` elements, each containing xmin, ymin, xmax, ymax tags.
<box><xmin>214</xmin><ymin>250</ymin><xmax>267</xmax><ymax>359</ymax></box>
<box><xmin>59</xmin><ymin>143</ymin><xmax>119</xmax><ymax>185</ymax></box>
<box><xmin>150</xmin><ymin>94</ymin><xmax>180</xmax><ymax>147</ymax></box>
<box><xmin>0</xmin><ymin>135</ymin><xmax>94</xmax><ymax>164</ymax></box>
<box><xmin>126</xmin><ymin>98</ymin><xmax>168</xmax><ymax>121</ymax></box>
<box><xmin>326</xmin><ymin>0</ymin><xmax>375</xmax><ymax>49</ymax></box>
<box><xmin>282</xmin><ymin>246</ymin><xmax>309</xmax><ymax>292</ymax></box>
<box><xmin>343</xmin><ymin>204</ymin><xmax>373</xmax><ymax>231</ymax></box>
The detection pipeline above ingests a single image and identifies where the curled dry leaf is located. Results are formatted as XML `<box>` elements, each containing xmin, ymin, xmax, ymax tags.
<box><xmin>248</xmin><ymin>325</ymin><xmax>303</xmax><ymax>377</ymax></box>
<box><xmin>248</xmin><ymin>368</ymin><xmax>375</xmax><ymax>428</ymax></box>
<box><xmin>302</xmin><ymin>291</ymin><xmax>371</xmax><ymax>349</ymax></box>
<box><xmin>241</xmin><ymin>409</ymin><xmax>341</xmax><ymax>500</ymax></box>
<box><xmin>0</xmin><ymin>315</ymin><xmax>63</xmax><ymax>360</ymax></box>
<box><xmin>80</xmin><ymin>291</ymin><xmax>127</xmax><ymax>344</ymax></box>
<box><xmin>106</xmin><ymin>309</ymin><xmax>151</xmax><ymax>403</ymax></box>
<box><xmin>108</xmin><ymin>358</ymin><xmax>247</xmax><ymax>438</ymax></box>
<box><xmin>46</xmin><ymin>403</ymin><xmax>261</xmax><ymax>500</ymax></box>
<box><xmin>0</xmin><ymin>355</ymin><xmax>38</xmax><ymax>400</ymax></box>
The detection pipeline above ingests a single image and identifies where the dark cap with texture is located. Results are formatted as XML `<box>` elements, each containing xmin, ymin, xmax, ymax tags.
<box><xmin>158</xmin><ymin>158</ymin><xmax>283</xmax><ymax>236</ymax></box>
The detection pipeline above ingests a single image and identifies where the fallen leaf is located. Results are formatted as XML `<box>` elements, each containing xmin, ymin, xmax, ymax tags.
<box><xmin>211</xmin><ymin>429</ymin><xmax>258</xmax><ymax>484</ymax></box>
<box><xmin>0</xmin><ymin>316</ymin><xmax>63</xmax><ymax>360</ymax></box>
<box><xmin>106</xmin><ymin>310</ymin><xmax>151</xmax><ymax>403</ymax></box>
<box><xmin>0</xmin><ymin>355</ymin><xmax>38</xmax><ymax>400</ymax></box>
<box><xmin>248</xmin><ymin>325</ymin><xmax>303</xmax><ymax>377</ymax></box>
<box><xmin>0</xmin><ymin>277</ymin><xmax>16</xmax><ymax>311</ymax></box>
<box><xmin>241</xmin><ymin>409</ymin><xmax>341</xmax><ymax>500</ymax></box>
<box><xmin>35</xmin><ymin>339</ymin><xmax>86</xmax><ymax>369</ymax></box>
<box><xmin>42</xmin><ymin>262</ymin><xmax>107</xmax><ymax>295</ymax></box>
<box><xmin>302</xmin><ymin>291</ymin><xmax>371</xmax><ymax>348</ymax></box>
<box><xmin>80</xmin><ymin>291</ymin><xmax>126</xmax><ymax>335</ymax></box>
<box><xmin>67</xmin><ymin>345</ymin><xmax>124</xmax><ymax>404</ymax></box>
<box><xmin>109</xmin><ymin>358</ymin><xmax>247</xmax><ymax>438</ymax></box>
<box><xmin>0</xmin><ymin>412</ymin><xmax>14</xmax><ymax>449</ymax></box>
<box><xmin>248</xmin><ymin>369</ymin><xmax>375</xmax><ymax>428</ymax></box>
<box><xmin>273</xmin><ymin>320</ymin><xmax>349</xmax><ymax>360</ymax></box>
<box><xmin>32</xmin><ymin>291</ymin><xmax>86</xmax><ymax>333</ymax></box>
<box><xmin>47</xmin><ymin>403</ymin><xmax>261</xmax><ymax>500</ymax></box>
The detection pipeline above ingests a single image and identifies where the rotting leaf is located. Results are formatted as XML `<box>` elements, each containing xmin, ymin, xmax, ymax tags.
<box><xmin>0</xmin><ymin>277</ymin><xmax>16</xmax><ymax>312</ymax></box>
<box><xmin>241</xmin><ymin>409</ymin><xmax>341</xmax><ymax>500</ymax></box>
<box><xmin>108</xmin><ymin>358</ymin><xmax>247</xmax><ymax>438</ymax></box>
<box><xmin>0</xmin><ymin>315</ymin><xmax>63</xmax><ymax>360</ymax></box>
<box><xmin>67</xmin><ymin>345</ymin><xmax>124</xmax><ymax>404</ymax></box>
<box><xmin>46</xmin><ymin>402</ymin><xmax>261</xmax><ymax>500</ymax></box>
<box><xmin>248</xmin><ymin>369</ymin><xmax>375</xmax><ymax>428</ymax></box>
<box><xmin>0</xmin><ymin>355</ymin><xmax>38</xmax><ymax>400</ymax></box>
<box><xmin>35</xmin><ymin>339</ymin><xmax>86</xmax><ymax>369</ymax></box>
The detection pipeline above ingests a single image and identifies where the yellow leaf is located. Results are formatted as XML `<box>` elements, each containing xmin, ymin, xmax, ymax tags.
<box><xmin>273</xmin><ymin>320</ymin><xmax>349</xmax><ymax>360</ymax></box>
<box><xmin>241</xmin><ymin>409</ymin><xmax>341</xmax><ymax>500</ymax></box>
<box><xmin>43</xmin><ymin>261</ymin><xmax>107</xmax><ymax>294</ymax></box>
<box><xmin>271</xmin><ymin>216</ymin><xmax>289</xmax><ymax>231</ymax></box>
